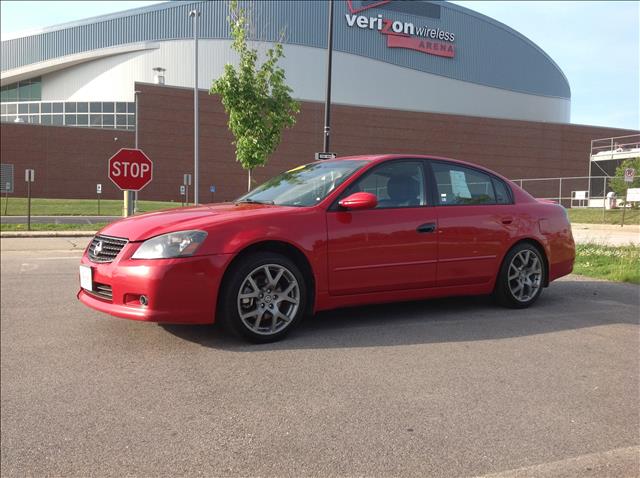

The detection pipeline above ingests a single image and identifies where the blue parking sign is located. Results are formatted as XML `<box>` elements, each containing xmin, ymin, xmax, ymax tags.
<box><xmin>210</xmin><ymin>185</ymin><xmax>216</xmax><ymax>193</ymax></box>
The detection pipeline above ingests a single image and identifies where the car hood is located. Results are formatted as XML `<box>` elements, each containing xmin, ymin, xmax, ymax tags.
<box><xmin>97</xmin><ymin>203</ymin><xmax>286</xmax><ymax>241</ymax></box>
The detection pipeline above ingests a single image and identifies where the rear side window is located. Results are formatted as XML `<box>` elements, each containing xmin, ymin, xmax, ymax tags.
<box><xmin>492</xmin><ymin>178</ymin><xmax>513</xmax><ymax>204</ymax></box>
<box><xmin>431</xmin><ymin>162</ymin><xmax>496</xmax><ymax>206</ymax></box>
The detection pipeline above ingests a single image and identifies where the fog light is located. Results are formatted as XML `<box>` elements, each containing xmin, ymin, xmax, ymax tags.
<box><xmin>139</xmin><ymin>295</ymin><xmax>149</xmax><ymax>306</ymax></box>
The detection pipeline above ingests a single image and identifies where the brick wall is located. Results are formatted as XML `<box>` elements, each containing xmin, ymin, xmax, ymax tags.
<box><xmin>1</xmin><ymin>123</ymin><xmax>134</xmax><ymax>199</ymax></box>
<box><xmin>1</xmin><ymin>82</ymin><xmax>636</xmax><ymax>201</ymax></box>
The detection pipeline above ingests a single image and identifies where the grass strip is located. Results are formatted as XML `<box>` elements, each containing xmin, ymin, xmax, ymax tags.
<box><xmin>567</xmin><ymin>208</ymin><xmax>640</xmax><ymax>225</ymax></box>
<box><xmin>574</xmin><ymin>243</ymin><xmax>640</xmax><ymax>284</ymax></box>
<box><xmin>0</xmin><ymin>198</ymin><xmax>179</xmax><ymax>216</ymax></box>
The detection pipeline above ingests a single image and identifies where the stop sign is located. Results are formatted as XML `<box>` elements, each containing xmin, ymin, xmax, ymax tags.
<box><xmin>108</xmin><ymin>148</ymin><xmax>153</xmax><ymax>191</ymax></box>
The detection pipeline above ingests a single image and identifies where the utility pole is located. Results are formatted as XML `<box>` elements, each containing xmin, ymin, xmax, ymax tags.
<box><xmin>323</xmin><ymin>0</ymin><xmax>334</xmax><ymax>153</ymax></box>
<box><xmin>189</xmin><ymin>9</ymin><xmax>201</xmax><ymax>205</ymax></box>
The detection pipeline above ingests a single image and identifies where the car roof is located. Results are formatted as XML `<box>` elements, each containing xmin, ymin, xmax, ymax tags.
<box><xmin>334</xmin><ymin>154</ymin><xmax>505</xmax><ymax>177</ymax></box>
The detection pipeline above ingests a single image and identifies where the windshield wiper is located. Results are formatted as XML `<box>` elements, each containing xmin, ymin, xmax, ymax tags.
<box><xmin>235</xmin><ymin>199</ymin><xmax>275</xmax><ymax>205</ymax></box>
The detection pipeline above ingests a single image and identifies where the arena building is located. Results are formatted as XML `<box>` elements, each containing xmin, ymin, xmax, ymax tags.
<box><xmin>2</xmin><ymin>0</ymin><xmax>570</xmax><ymax>125</ymax></box>
<box><xmin>0</xmin><ymin>0</ymin><xmax>636</xmax><ymax>201</ymax></box>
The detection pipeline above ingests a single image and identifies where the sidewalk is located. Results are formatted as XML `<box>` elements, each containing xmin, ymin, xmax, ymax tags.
<box><xmin>571</xmin><ymin>223</ymin><xmax>640</xmax><ymax>246</ymax></box>
<box><xmin>2</xmin><ymin>223</ymin><xmax>638</xmax><ymax>246</ymax></box>
<box><xmin>1</xmin><ymin>231</ymin><xmax>96</xmax><ymax>238</ymax></box>
<box><xmin>0</xmin><ymin>236</ymin><xmax>91</xmax><ymax>252</ymax></box>
<box><xmin>0</xmin><ymin>215</ymin><xmax>118</xmax><ymax>225</ymax></box>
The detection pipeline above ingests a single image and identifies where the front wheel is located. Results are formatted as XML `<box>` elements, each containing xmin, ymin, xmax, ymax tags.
<box><xmin>495</xmin><ymin>243</ymin><xmax>545</xmax><ymax>308</ymax></box>
<box><xmin>219</xmin><ymin>252</ymin><xmax>307</xmax><ymax>343</ymax></box>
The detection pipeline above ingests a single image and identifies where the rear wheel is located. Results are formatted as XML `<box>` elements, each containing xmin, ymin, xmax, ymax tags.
<box><xmin>219</xmin><ymin>252</ymin><xmax>307</xmax><ymax>343</ymax></box>
<box><xmin>495</xmin><ymin>243</ymin><xmax>545</xmax><ymax>308</ymax></box>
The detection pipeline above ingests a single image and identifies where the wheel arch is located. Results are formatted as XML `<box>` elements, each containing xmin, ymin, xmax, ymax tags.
<box><xmin>217</xmin><ymin>240</ymin><xmax>317</xmax><ymax>318</ymax></box>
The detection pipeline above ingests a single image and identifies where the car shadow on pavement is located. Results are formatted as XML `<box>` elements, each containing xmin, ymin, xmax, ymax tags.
<box><xmin>160</xmin><ymin>278</ymin><xmax>639</xmax><ymax>351</ymax></box>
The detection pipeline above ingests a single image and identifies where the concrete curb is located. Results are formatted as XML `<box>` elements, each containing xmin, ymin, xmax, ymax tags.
<box><xmin>1</xmin><ymin>231</ymin><xmax>97</xmax><ymax>238</ymax></box>
<box><xmin>571</xmin><ymin>223</ymin><xmax>640</xmax><ymax>232</ymax></box>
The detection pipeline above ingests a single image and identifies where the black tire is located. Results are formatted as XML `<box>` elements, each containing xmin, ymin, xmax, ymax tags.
<box><xmin>219</xmin><ymin>252</ymin><xmax>308</xmax><ymax>343</ymax></box>
<box><xmin>494</xmin><ymin>242</ymin><xmax>546</xmax><ymax>309</ymax></box>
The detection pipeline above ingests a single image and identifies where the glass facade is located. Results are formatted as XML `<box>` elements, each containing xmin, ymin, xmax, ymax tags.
<box><xmin>1</xmin><ymin>78</ymin><xmax>42</xmax><ymax>102</ymax></box>
<box><xmin>0</xmin><ymin>101</ymin><xmax>135</xmax><ymax>130</ymax></box>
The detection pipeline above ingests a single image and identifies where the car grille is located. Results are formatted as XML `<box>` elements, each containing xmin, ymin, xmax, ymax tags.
<box><xmin>88</xmin><ymin>234</ymin><xmax>128</xmax><ymax>263</ymax></box>
<box><xmin>90</xmin><ymin>283</ymin><xmax>113</xmax><ymax>302</ymax></box>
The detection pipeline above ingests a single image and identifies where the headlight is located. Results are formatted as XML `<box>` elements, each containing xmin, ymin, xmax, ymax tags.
<box><xmin>132</xmin><ymin>230</ymin><xmax>207</xmax><ymax>260</ymax></box>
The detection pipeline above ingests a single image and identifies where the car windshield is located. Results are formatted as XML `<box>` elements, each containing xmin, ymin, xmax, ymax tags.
<box><xmin>236</xmin><ymin>160</ymin><xmax>368</xmax><ymax>207</ymax></box>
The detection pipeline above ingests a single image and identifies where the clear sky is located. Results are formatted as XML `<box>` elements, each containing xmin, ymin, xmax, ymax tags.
<box><xmin>452</xmin><ymin>1</ymin><xmax>639</xmax><ymax>130</ymax></box>
<box><xmin>1</xmin><ymin>0</ymin><xmax>638</xmax><ymax>130</ymax></box>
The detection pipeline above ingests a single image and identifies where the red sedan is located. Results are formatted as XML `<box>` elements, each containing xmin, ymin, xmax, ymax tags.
<box><xmin>78</xmin><ymin>155</ymin><xmax>575</xmax><ymax>342</ymax></box>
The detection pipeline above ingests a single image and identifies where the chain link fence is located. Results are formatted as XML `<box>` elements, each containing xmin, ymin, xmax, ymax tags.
<box><xmin>511</xmin><ymin>175</ymin><xmax>628</xmax><ymax>209</ymax></box>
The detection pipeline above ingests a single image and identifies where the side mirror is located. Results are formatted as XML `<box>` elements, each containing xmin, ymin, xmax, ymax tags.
<box><xmin>338</xmin><ymin>192</ymin><xmax>378</xmax><ymax>210</ymax></box>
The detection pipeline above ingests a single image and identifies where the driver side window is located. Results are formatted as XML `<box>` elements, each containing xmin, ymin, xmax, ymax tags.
<box><xmin>348</xmin><ymin>161</ymin><xmax>426</xmax><ymax>208</ymax></box>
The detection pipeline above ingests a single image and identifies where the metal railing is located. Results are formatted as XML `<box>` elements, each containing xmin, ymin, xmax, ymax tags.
<box><xmin>590</xmin><ymin>134</ymin><xmax>640</xmax><ymax>156</ymax></box>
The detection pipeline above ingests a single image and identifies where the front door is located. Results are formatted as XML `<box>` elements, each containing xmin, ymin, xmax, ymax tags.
<box><xmin>326</xmin><ymin>160</ymin><xmax>438</xmax><ymax>296</ymax></box>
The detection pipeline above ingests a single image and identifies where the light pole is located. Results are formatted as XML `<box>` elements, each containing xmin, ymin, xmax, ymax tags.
<box><xmin>132</xmin><ymin>89</ymin><xmax>141</xmax><ymax>215</ymax></box>
<box><xmin>323</xmin><ymin>0</ymin><xmax>334</xmax><ymax>153</ymax></box>
<box><xmin>189</xmin><ymin>8</ymin><xmax>201</xmax><ymax>205</ymax></box>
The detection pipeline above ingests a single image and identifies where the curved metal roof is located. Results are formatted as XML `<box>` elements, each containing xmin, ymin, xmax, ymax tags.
<box><xmin>0</xmin><ymin>0</ymin><xmax>570</xmax><ymax>99</ymax></box>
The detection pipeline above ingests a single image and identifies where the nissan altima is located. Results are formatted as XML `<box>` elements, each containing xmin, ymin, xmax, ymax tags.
<box><xmin>78</xmin><ymin>155</ymin><xmax>575</xmax><ymax>342</ymax></box>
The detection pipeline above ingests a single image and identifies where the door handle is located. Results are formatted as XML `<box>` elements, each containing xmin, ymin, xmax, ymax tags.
<box><xmin>501</xmin><ymin>217</ymin><xmax>514</xmax><ymax>225</ymax></box>
<box><xmin>417</xmin><ymin>223</ymin><xmax>436</xmax><ymax>233</ymax></box>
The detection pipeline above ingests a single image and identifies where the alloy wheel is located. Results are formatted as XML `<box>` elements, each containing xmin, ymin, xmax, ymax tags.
<box><xmin>507</xmin><ymin>249</ymin><xmax>542</xmax><ymax>303</ymax></box>
<box><xmin>236</xmin><ymin>264</ymin><xmax>300</xmax><ymax>335</ymax></box>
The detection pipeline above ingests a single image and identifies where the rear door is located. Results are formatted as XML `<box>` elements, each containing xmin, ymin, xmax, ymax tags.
<box><xmin>326</xmin><ymin>160</ymin><xmax>438</xmax><ymax>295</ymax></box>
<box><xmin>429</xmin><ymin>161</ymin><xmax>515</xmax><ymax>287</ymax></box>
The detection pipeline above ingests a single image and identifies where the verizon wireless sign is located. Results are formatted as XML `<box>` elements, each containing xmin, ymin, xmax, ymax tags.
<box><xmin>345</xmin><ymin>0</ymin><xmax>456</xmax><ymax>58</ymax></box>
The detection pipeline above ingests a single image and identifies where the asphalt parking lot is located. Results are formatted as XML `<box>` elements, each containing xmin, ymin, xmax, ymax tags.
<box><xmin>1</xmin><ymin>237</ymin><xmax>639</xmax><ymax>477</ymax></box>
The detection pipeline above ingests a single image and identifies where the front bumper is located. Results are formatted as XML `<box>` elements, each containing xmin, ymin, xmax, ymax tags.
<box><xmin>77</xmin><ymin>243</ymin><xmax>232</xmax><ymax>324</ymax></box>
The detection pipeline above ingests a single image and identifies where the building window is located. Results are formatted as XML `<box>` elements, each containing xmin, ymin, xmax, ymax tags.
<box><xmin>0</xmin><ymin>99</ymin><xmax>135</xmax><ymax>131</ymax></box>
<box><xmin>0</xmin><ymin>77</ymin><xmax>41</xmax><ymax>102</ymax></box>
<box><xmin>0</xmin><ymin>84</ymin><xmax>17</xmax><ymax>102</ymax></box>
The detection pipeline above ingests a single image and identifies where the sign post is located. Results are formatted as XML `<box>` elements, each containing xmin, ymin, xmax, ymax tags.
<box><xmin>4</xmin><ymin>182</ymin><xmax>9</xmax><ymax>216</ymax></box>
<box><xmin>622</xmin><ymin>168</ymin><xmax>635</xmax><ymax>226</ymax></box>
<box><xmin>180</xmin><ymin>185</ymin><xmax>186</xmax><ymax>207</ymax></box>
<box><xmin>183</xmin><ymin>174</ymin><xmax>192</xmax><ymax>206</ymax></box>
<box><xmin>96</xmin><ymin>183</ymin><xmax>102</xmax><ymax>215</ymax></box>
<box><xmin>1</xmin><ymin>164</ymin><xmax>14</xmax><ymax>216</ymax></box>
<box><xmin>25</xmin><ymin>169</ymin><xmax>35</xmax><ymax>231</ymax></box>
<box><xmin>209</xmin><ymin>185</ymin><xmax>216</xmax><ymax>203</ymax></box>
<box><xmin>108</xmin><ymin>148</ymin><xmax>153</xmax><ymax>217</ymax></box>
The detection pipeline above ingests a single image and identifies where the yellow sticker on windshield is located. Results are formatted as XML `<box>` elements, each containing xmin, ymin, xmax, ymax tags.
<box><xmin>286</xmin><ymin>165</ymin><xmax>306</xmax><ymax>173</ymax></box>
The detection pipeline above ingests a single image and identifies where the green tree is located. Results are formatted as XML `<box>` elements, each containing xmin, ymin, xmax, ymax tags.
<box><xmin>610</xmin><ymin>157</ymin><xmax>640</xmax><ymax>206</ymax></box>
<box><xmin>210</xmin><ymin>0</ymin><xmax>300</xmax><ymax>191</ymax></box>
